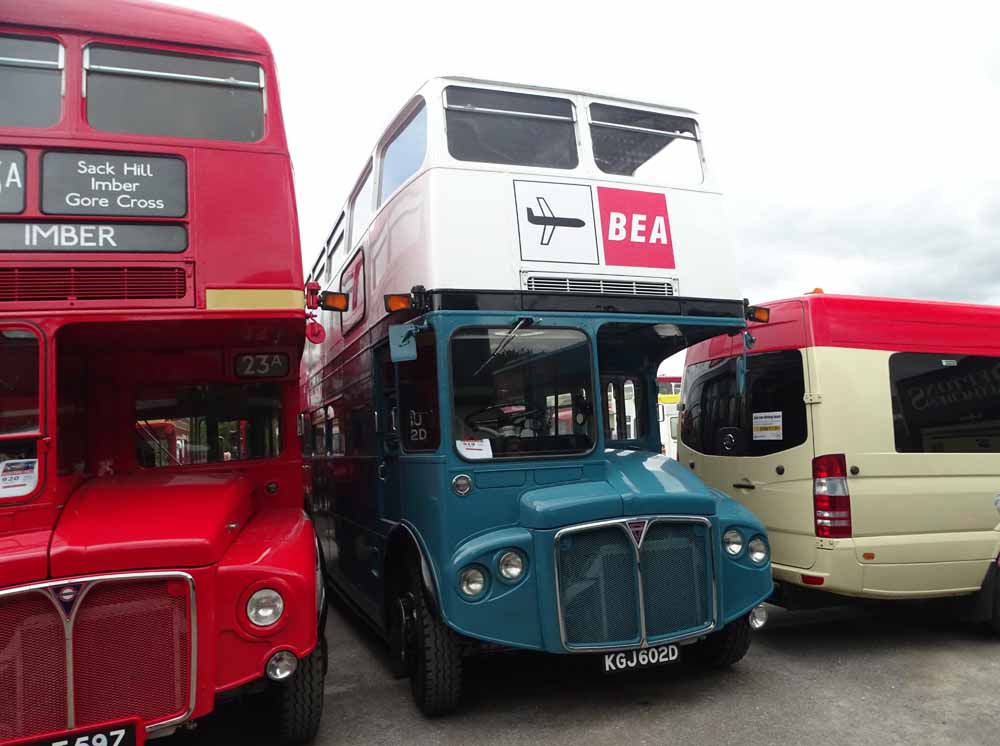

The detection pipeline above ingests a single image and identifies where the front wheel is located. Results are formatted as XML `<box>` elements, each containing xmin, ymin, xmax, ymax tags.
<box><xmin>409</xmin><ymin>573</ymin><xmax>463</xmax><ymax>715</ymax></box>
<box><xmin>692</xmin><ymin>615</ymin><xmax>752</xmax><ymax>668</ymax></box>
<box><xmin>270</xmin><ymin>639</ymin><xmax>327</xmax><ymax>744</ymax></box>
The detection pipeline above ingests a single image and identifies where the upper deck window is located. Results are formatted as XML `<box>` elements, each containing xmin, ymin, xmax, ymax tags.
<box><xmin>0</xmin><ymin>34</ymin><xmax>63</xmax><ymax>128</ymax></box>
<box><xmin>379</xmin><ymin>102</ymin><xmax>427</xmax><ymax>204</ymax></box>
<box><xmin>85</xmin><ymin>45</ymin><xmax>265</xmax><ymax>142</ymax></box>
<box><xmin>444</xmin><ymin>86</ymin><xmax>578</xmax><ymax>170</ymax></box>
<box><xmin>590</xmin><ymin>104</ymin><xmax>702</xmax><ymax>185</ymax></box>
<box><xmin>349</xmin><ymin>166</ymin><xmax>375</xmax><ymax>246</ymax></box>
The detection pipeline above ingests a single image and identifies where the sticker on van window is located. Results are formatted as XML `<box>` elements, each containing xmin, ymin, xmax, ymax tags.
<box><xmin>457</xmin><ymin>439</ymin><xmax>493</xmax><ymax>460</ymax></box>
<box><xmin>0</xmin><ymin>459</ymin><xmax>37</xmax><ymax>498</ymax></box>
<box><xmin>752</xmin><ymin>412</ymin><xmax>783</xmax><ymax>441</ymax></box>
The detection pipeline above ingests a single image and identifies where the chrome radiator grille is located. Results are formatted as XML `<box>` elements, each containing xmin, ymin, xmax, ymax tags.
<box><xmin>0</xmin><ymin>573</ymin><xmax>195</xmax><ymax>742</ymax></box>
<box><xmin>555</xmin><ymin>518</ymin><xmax>714</xmax><ymax>650</ymax></box>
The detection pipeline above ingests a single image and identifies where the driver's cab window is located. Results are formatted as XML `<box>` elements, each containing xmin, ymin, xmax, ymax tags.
<box><xmin>451</xmin><ymin>326</ymin><xmax>595</xmax><ymax>459</ymax></box>
<box><xmin>602</xmin><ymin>376</ymin><xmax>646</xmax><ymax>441</ymax></box>
<box><xmin>398</xmin><ymin>331</ymin><xmax>440</xmax><ymax>452</ymax></box>
<box><xmin>0</xmin><ymin>327</ymin><xmax>42</xmax><ymax>500</ymax></box>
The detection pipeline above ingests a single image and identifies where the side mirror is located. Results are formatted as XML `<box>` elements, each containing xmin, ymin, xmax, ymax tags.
<box><xmin>668</xmin><ymin>415</ymin><xmax>678</xmax><ymax>440</ymax></box>
<box><xmin>389</xmin><ymin>324</ymin><xmax>418</xmax><ymax>362</ymax></box>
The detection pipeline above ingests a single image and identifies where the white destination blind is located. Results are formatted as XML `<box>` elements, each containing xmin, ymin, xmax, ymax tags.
<box><xmin>0</xmin><ymin>222</ymin><xmax>187</xmax><ymax>253</ymax></box>
<box><xmin>42</xmin><ymin>151</ymin><xmax>187</xmax><ymax>217</ymax></box>
<box><xmin>0</xmin><ymin>149</ymin><xmax>26</xmax><ymax>214</ymax></box>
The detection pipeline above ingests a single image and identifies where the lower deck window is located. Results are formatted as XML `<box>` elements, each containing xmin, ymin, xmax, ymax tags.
<box><xmin>451</xmin><ymin>326</ymin><xmax>594</xmax><ymax>459</ymax></box>
<box><xmin>135</xmin><ymin>383</ymin><xmax>282</xmax><ymax>467</ymax></box>
<box><xmin>890</xmin><ymin>352</ymin><xmax>1000</xmax><ymax>453</ymax></box>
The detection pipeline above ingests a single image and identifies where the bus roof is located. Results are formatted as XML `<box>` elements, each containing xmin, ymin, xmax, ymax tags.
<box><xmin>428</xmin><ymin>76</ymin><xmax>700</xmax><ymax>117</ymax></box>
<box><xmin>0</xmin><ymin>0</ymin><xmax>271</xmax><ymax>55</ymax></box>
<box><xmin>685</xmin><ymin>293</ymin><xmax>1000</xmax><ymax>364</ymax></box>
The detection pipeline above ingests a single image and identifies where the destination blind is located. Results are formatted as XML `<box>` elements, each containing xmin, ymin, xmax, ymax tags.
<box><xmin>0</xmin><ymin>148</ymin><xmax>25</xmax><ymax>214</ymax></box>
<box><xmin>1</xmin><ymin>222</ymin><xmax>187</xmax><ymax>252</ymax></box>
<box><xmin>42</xmin><ymin>151</ymin><xmax>187</xmax><ymax>217</ymax></box>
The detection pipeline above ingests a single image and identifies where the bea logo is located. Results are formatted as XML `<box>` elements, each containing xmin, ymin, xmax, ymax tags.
<box><xmin>597</xmin><ymin>186</ymin><xmax>675</xmax><ymax>269</ymax></box>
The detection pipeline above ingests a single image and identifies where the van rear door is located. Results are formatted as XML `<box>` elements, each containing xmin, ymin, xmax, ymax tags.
<box><xmin>680</xmin><ymin>301</ymin><xmax>817</xmax><ymax>570</ymax></box>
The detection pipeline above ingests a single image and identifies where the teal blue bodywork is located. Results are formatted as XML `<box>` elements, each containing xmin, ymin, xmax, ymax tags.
<box><xmin>391</xmin><ymin>309</ymin><xmax>773</xmax><ymax>654</ymax></box>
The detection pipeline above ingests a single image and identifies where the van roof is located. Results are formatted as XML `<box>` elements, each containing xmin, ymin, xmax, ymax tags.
<box><xmin>685</xmin><ymin>293</ymin><xmax>1000</xmax><ymax>364</ymax></box>
<box><xmin>0</xmin><ymin>0</ymin><xmax>271</xmax><ymax>56</ymax></box>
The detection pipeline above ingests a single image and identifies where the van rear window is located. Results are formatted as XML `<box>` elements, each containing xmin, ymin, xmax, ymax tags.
<box><xmin>890</xmin><ymin>352</ymin><xmax>1000</xmax><ymax>453</ymax></box>
<box><xmin>681</xmin><ymin>350</ymin><xmax>807</xmax><ymax>456</ymax></box>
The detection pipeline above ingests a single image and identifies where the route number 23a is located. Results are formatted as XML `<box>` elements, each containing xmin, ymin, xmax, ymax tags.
<box><xmin>235</xmin><ymin>353</ymin><xmax>289</xmax><ymax>378</ymax></box>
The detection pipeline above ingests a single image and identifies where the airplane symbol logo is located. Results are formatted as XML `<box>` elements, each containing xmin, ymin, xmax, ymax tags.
<box><xmin>525</xmin><ymin>197</ymin><xmax>586</xmax><ymax>246</ymax></box>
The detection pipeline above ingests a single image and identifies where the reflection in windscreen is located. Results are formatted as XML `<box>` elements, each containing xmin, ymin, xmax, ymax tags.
<box><xmin>135</xmin><ymin>384</ymin><xmax>281</xmax><ymax>467</ymax></box>
<box><xmin>451</xmin><ymin>326</ymin><xmax>594</xmax><ymax>459</ymax></box>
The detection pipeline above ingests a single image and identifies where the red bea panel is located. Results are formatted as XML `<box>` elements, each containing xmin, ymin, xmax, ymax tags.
<box><xmin>597</xmin><ymin>187</ymin><xmax>675</xmax><ymax>269</ymax></box>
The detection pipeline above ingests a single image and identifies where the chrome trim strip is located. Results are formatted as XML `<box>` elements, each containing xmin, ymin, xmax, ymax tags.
<box><xmin>553</xmin><ymin>515</ymin><xmax>716</xmax><ymax>653</ymax></box>
<box><xmin>0</xmin><ymin>571</ymin><xmax>197</xmax><ymax>735</ymax></box>
<box><xmin>0</xmin><ymin>55</ymin><xmax>61</xmax><ymax>70</ymax></box>
<box><xmin>589</xmin><ymin>119</ymin><xmax>699</xmax><ymax>140</ymax></box>
<box><xmin>444</xmin><ymin>103</ymin><xmax>575</xmax><ymax>122</ymax></box>
<box><xmin>87</xmin><ymin>63</ymin><xmax>262</xmax><ymax>89</ymax></box>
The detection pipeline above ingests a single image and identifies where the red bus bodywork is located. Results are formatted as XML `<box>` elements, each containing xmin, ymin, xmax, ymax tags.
<box><xmin>0</xmin><ymin>1</ymin><xmax>322</xmax><ymax>742</ymax></box>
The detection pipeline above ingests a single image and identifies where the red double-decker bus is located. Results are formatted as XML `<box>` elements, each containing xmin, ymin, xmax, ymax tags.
<box><xmin>0</xmin><ymin>1</ymin><xmax>325</xmax><ymax>744</ymax></box>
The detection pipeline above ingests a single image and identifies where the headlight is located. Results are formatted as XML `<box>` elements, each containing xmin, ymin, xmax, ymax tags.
<box><xmin>723</xmin><ymin>529</ymin><xmax>744</xmax><ymax>556</ymax></box>
<box><xmin>498</xmin><ymin>551</ymin><xmax>525</xmax><ymax>581</ymax></box>
<box><xmin>748</xmin><ymin>536</ymin><xmax>768</xmax><ymax>564</ymax></box>
<box><xmin>459</xmin><ymin>566</ymin><xmax>487</xmax><ymax>598</ymax></box>
<box><xmin>247</xmin><ymin>588</ymin><xmax>284</xmax><ymax>627</ymax></box>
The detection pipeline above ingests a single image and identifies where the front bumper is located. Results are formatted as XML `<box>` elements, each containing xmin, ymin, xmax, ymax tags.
<box><xmin>437</xmin><ymin>517</ymin><xmax>773</xmax><ymax>654</ymax></box>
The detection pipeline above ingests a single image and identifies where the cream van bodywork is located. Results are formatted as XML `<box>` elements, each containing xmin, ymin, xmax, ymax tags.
<box><xmin>679</xmin><ymin>295</ymin><xmax>1000</xmax><ymax>603</ymax></box>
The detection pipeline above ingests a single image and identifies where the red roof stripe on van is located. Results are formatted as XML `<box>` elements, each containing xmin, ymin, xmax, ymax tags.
<box><xmin>685</xmin><ymin>294</ymin><xmax>1000</xmax><ymax>364</ymax></box>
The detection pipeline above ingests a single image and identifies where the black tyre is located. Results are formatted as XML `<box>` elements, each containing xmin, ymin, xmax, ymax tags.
<box><xmin>409</xmin><ymin>572</ymin><xmax>463</xmax><ymax>715</ymax></box>
<box><xmin>692</xmin><ymin>614</ymin><xmax>752</xmax><ymax>668</ymax></box>
<box><xmin>271</xmin><ymin>638</ymin><xmax>326</xmax><ymax>744</ymax></box>
<box><xmin>989</xmin><ymin>579</ymin><xmax>1000</xmax><ymax>636</ymax></box>
<box><xmin>387</xmin><ymin>591</ymin><xmax>415</xmax><ymax>679</ymax></box>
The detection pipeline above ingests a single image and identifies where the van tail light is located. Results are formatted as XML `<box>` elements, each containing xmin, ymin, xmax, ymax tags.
<box><xmin>813</xmin><ymin>453</ymin><xmax>851</xmax><ymax>538</ymax></box>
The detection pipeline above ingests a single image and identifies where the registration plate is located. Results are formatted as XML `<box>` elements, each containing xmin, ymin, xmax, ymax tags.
<box><xmin>10</xmin><ymin>721</ymin><xmax>139</xmax><ymax>746</ymax></box>
<box><xmin>603</xmin><ymin>644</ymin><xmax>679</xmax><ymax>673</ymax></box>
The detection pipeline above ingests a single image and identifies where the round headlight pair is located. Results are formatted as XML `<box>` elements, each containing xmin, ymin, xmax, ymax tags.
<box><xmin>247</xmin><ymin>588</ymin><xmax>284</xmax><ymax>627</ymax></box>
<box><xmin>498</xmin><ymin>550</ymin><xmax>525</xmax><ymax>582</ymax></box>
<box><xmin>459</xmin><ymin>566</ymin><xmax>487</xmax><ymax>598</ymax></box>
<box><xmin>723</xmin><ymin>530</ymin><xmax>768</xmax><ymax>565</ymax></box>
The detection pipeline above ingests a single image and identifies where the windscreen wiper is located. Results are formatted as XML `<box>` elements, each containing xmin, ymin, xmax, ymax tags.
<box><xmin>472</xmin><ymin>317</ymin><xmax>532</xmax><ymax>377</ymax></box>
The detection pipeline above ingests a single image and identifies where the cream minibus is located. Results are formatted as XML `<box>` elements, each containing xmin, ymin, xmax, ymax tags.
<box><xmin>677</xmin><ymin>292</ymin><xmax>1000</xmax><ymax>629</ymax></box>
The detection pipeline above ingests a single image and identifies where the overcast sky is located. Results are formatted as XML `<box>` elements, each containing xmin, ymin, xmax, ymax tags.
<box><xmin>176</xmin><ymin>0</ymin><xmax>1000</xmax><ymax>309</ymax></box>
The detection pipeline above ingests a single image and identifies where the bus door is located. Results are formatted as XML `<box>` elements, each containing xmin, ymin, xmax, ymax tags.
<box><xmin>373</xmin><ymin>341</ymin><xmax>402</xmax><ymax>578</ymax></box>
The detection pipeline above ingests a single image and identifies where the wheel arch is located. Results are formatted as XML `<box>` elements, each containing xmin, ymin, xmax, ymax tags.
<box><xmin>384</xmin><ymin>523</ymin><xmax>442</xmax><ymax>624</ymax></box>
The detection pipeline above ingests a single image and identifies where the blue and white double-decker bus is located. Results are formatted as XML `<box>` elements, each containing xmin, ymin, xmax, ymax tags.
<box><xmin>302</xmin><ymin>77</ymin><xmax>772</xmax><ymax>715</ymax></box>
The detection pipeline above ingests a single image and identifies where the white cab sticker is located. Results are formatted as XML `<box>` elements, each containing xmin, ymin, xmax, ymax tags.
<box><xmin>456</xmin><ymin>439</ymin><xmax>493</xmax><ymax>460</ymax></box>
<box><xmin>752</xmin><ymin>411</ymin><xmax>783</xmax><ymax>441</ymax></box>
<box><xmin>513</xmin><ymin>180</ymin><xmax>598</xmax><ymax>264</ymax></box>
<box><xmin>0</xmin><ymin>459</ymin><xmax>38</xmax><ymax>498</ymax></box>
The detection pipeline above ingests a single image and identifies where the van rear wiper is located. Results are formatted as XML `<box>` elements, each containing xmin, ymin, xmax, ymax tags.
<box><xmin>473</xmin><ymin>317</ymin><xmax>532</xmax><ymax>377</ymax></box>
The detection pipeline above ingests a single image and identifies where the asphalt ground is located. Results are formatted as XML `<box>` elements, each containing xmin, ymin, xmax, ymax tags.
<box><xmin>169</xmin><ymin>599</ymin><xmax>999</xmax><ymax>746</ymax></box>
